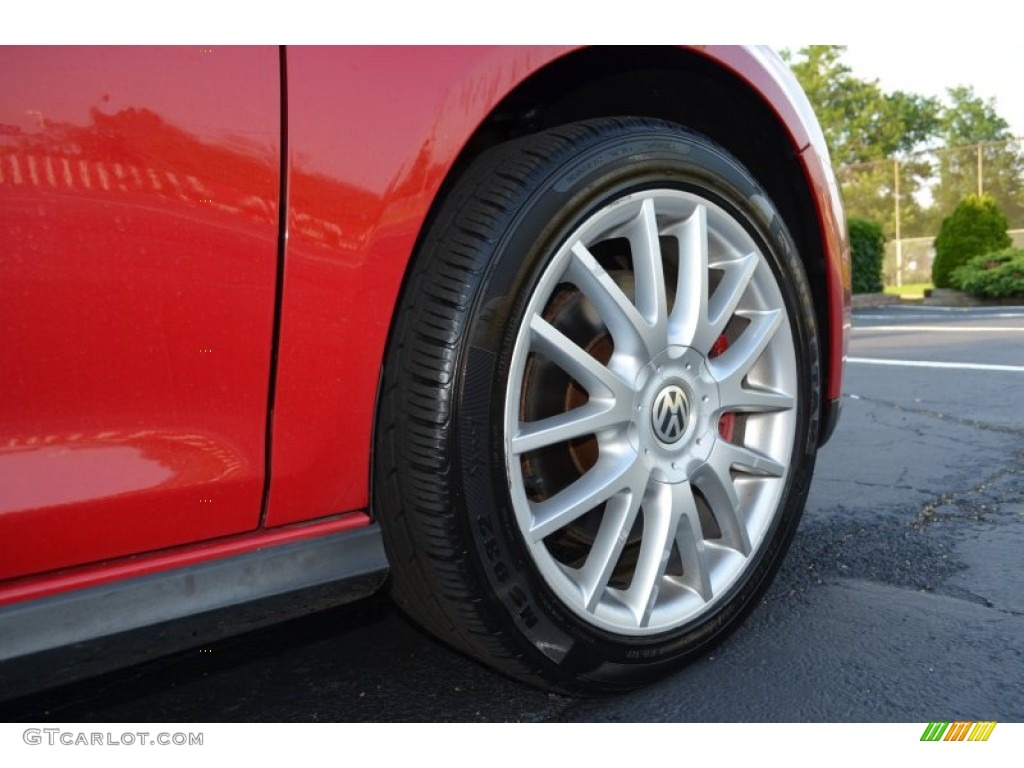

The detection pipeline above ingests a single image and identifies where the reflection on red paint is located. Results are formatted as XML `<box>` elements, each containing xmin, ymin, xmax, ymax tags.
<box><xmin>0</xmin><ymin>46</ymin><xmax>280</xmax><ymax>579</ymax></box>
<box><xmin>1</xmin><ymin>428</ymin><xmax>246</xmax><ymax>515</ymax></box>
<box><xmin>2</xmin><ymin>445</ymin><xmax>174</xmax><ymax>513</ymax></box>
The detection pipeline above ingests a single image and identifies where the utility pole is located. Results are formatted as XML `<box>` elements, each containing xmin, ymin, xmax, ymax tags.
<box><xmin>977</xmin><ymin>143</ymin><xmax>984</xmax><ymax>197</ymax></box>
<box><xmin>894</xmin><ymin>159</ymin><xmax>902</xmax><ymax>287</ymax></box>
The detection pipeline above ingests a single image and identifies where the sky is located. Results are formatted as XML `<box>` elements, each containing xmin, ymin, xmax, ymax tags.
<box><xmin>840</xmin><ymin>46</ymin><xmax>1024</xmax><ymax>139</ymax></box>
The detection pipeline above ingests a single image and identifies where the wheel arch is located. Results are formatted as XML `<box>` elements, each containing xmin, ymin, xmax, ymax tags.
<box><xmin>407</xmin><ymin>46</ymin><xmax>844</xmax><ymax>443</ymax></box>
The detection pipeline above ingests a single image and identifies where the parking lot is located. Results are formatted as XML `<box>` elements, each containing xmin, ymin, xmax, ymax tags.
<box><xmin>5</xmin><ymin>305</ymin><xmax>1022</xmax><ymax>722</ymax></box>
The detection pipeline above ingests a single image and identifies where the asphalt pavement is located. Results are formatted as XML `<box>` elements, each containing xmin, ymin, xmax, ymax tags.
<box><xmin>4</xmin><ymin>305</ymin><xmax>1022</xmax><ymax>722</ymax></box>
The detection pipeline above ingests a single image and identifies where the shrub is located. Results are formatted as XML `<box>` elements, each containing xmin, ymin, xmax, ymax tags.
<box><xmin>848</xmin><ymin>218</ymin><xmax>885</xmax><ymax>294</ymax></box>
<box><xmin>950</xmin><ymin>248</ymin><xmax>1024</xmax><ymax>298</ymax></box>
<box><xmin>932</xmin><ymin>194</ymin><xmax>1011</xmax><ymax>288</ymax></box>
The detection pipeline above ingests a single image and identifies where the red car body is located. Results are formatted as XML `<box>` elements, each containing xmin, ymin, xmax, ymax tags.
<box><xmin>0</xmin><ymin>46</ymin><xmax>849</xmax><ymax>696</ymax></box>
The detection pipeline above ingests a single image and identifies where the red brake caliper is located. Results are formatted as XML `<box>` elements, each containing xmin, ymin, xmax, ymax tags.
<box><xmin>709</xmin><ymin>334</ymin><xmax>735</xmax><ymax>442</ymax></box>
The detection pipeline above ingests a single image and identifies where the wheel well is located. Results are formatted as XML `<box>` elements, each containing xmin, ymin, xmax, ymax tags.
<box><xmin>433</xmin><ymin>46</ymin><xmax>831</xmax><ymax>405</ymax></box>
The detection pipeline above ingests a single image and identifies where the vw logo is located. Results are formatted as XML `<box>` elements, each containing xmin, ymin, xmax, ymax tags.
<box><xmin>651</xmin><ymin>385</ymin><xmax>689</xmax><ymax>444</ymax></box>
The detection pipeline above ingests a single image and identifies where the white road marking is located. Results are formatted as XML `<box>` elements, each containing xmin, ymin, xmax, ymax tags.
<box><xmin>853</xmin><ymin>325</ymin><xmax>1024</xmax><ymax>333</ymax></box>
<box><xmin>849</xmin><ymin>357</ymin><xmax>1024</xmax><ymax>373</ymax></box>
<box><xmin>866</xmin><ymin>304</ymin><xmax>1024</xmax><ymax>312</ymax></box>
<box><xmin>856</xmin><ymin>313</ymin><xmax>1024</xmax><ymax>321</ymax></box>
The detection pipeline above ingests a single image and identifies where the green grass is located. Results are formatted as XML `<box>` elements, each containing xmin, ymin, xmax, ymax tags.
<box><xmin>883</xmin><ymin>282</ymin><xmax>932</xmax><ymax>298</ymax></box>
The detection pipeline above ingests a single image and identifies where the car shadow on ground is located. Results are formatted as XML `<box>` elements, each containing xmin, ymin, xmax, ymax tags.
<box><xmin>0</xmin><ymin>589</ymin><xmax>568</xmax><ymax>723</ymax></box>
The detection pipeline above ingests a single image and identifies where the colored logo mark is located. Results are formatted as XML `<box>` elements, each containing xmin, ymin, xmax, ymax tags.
<box><xmin>921</xmin><ymin>721</ymin><xmax>997</xmax><ymax>741</ymax></box>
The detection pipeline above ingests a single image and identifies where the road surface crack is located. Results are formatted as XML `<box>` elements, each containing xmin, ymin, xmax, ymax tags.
<box><xmin>847</xmin><ymin>393</ymin><xmax>1024</xmax><ymax>438</ymax></box>
<box><xmin>942</xmin><ymin>585</ymin><xmax>1024</xmax><ymax>618</ymax></box>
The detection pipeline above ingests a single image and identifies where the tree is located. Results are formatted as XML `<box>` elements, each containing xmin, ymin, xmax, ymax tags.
<box><xmin>785</xmin><ymin>47</ymin><xmax>1024</xmax><ymax>246</ymax></box>
<box><xmin>930</xmin><ymin>87</ymin><xmax>1024</xmax><ymax>231</ymax></box>
<box><xmin>939</xmin><ymin>86</ymin><xmax>1010</xmax><ymax>145</ymax></box>
<box><xmin>932</xmin><ymin>194</ymin><xmax>1012</xmax><ymax>287</ymax></box>
<box><xmin>784</xmin><ymin>46</ymin><xmax>939</xmax><ymax>240</ymax></box>
<box><xmin>848</xmin><ymin>218</ymin><xmax>885</xmax><ymax>294</ymax></box>
<box><xmin>784</xmin><ymin>46</ymin><xmax>939</xmax><ymax>165</ymax></box>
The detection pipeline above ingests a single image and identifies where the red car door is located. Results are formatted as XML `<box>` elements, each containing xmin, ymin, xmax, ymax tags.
<box><xmin>0</xmin><ymin>47</ymin><xmax>281</xmax><ymax>580</ymax></box>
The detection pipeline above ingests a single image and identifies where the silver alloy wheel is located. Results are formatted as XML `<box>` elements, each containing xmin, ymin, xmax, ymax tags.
<box><xmin>504</xmin><ymin>189</ymin><xmax>798</xmax><ymax>635</ymax></box>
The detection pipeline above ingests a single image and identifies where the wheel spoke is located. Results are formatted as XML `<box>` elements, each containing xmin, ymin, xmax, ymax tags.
<box><xmin>718</xmin><ymin>379</ymin><xmax>795</xmax><ymax>414</ymax></box>
<box><xmin>623</xmin><ymin>481</ymin><xmax>683</xmax><ymax>626</ymax></box>
<box><xmin>529</xmin><ymin>314</ymin><xmax>628</xmax><ymax>400</ymax></box>
<box><xmin>667</xmin><ymin>204</ymin><xmax>709</xmax><ymax>348</ymax></box>
<box><xmin>707</xmin><ymin>308</ymin><xmax>783</xmax><ymax>384</ymax></box>
<box><xmin>628</xmin><ymin>198</ymin><xmax>669</xmax><ymax>332</ymax></box>
<box><xmin>528</xmin><ymin>453</ymin><xmax>640</xmax><ymax>542</ymax></box>
<box><xmin>691</xmin><ymin>452</ymin><xmax>751</xmax><ymax>556</ymax></box>
<box><xmin>577</xmin><ymin>483</ymin><xmax>646</xmax><ymax>612</ymax></box>
<box><xmin>673</xmin><ymin>483</ymin><xmax>712</xmax><ymax>602</ymax></box>
<box><xmin>512</xmin><ymin>401</ymin><xmax>629</xmax><ymax>455</ymax></box>
<box><xmin>713</xmin><ymin>440</ymin><xmax>786</xmax><ymax>478</ymax></box>
<box><xmin>567</xmin><ymin>242</ymin><xmax>652</xmax><ymax>359</ymax></box>
<box><xmin>694</xmin><ymin>251</ymin><xmax>758</xmax><ymax>354</ymax></box>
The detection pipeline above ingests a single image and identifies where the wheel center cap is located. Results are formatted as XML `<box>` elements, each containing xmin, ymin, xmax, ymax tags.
<box><xmin>651</xmin><ymin>385</ymin><xmax>689</xmax><ymax>444</ymax></box>
<box><xmin>629</xmin><ymin>346</ymin><xmax>719</xmax><ymax>482</ymax></box>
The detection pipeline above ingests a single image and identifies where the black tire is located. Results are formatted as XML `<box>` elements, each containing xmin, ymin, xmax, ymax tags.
<box><xmin>374</xmin><ymin>117</ymin><xmax>820</xmax><ymax>693</ymax></box>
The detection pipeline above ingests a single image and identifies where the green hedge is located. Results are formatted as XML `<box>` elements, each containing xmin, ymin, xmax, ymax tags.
<box><xmin>932</xmin><ymin>194</ymin><xmax>1011</xmax><ymax>288</ymax></box>
<box><xmin>848</xmin><ymin>218</ymin><xmax>885</xmax><ymax>294</ymax></box>
<box><xmin>950</xmin><ymin>248</ymin><xmax>1024</xmax><ymax>298</ymax></box>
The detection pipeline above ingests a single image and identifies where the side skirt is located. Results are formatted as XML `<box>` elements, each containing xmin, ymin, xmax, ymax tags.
<box><xmin>0</xmin><ymin>524</ymin><xmax>388</xmax><ymax>701</ymax></box>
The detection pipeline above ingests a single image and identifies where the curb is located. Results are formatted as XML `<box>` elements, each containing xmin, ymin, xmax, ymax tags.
<box><xmin>922</xmin><ymin>288</ymin><xmax>1024</xmax><ymax>307</ymax></box>
<box><xmin>851</xmin><ymin>293</ymin><xmax>902</xmax><ymax>309</ymax></box>
<box><xmin>853</xmin><ymin>291</ymin><xmax>1024</xmax><ymax>309</ymax></box>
